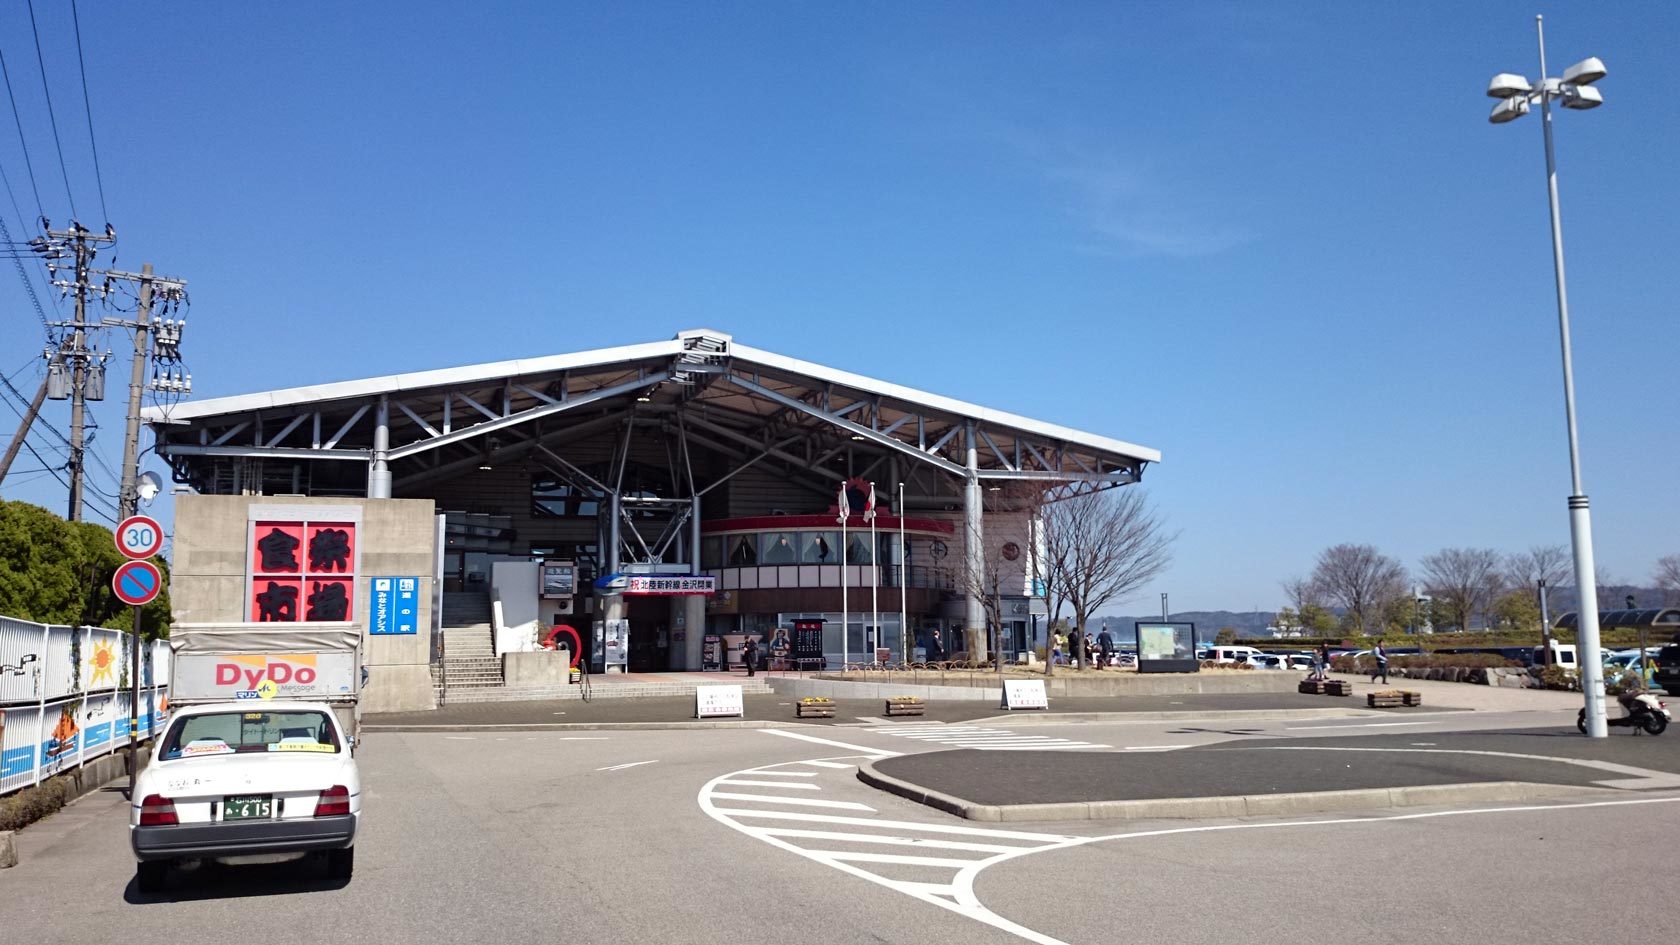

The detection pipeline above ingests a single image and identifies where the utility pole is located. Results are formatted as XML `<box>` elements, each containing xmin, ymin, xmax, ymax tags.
<box><xmin>117</xmin><ymin>264</ymin><xmax>155</xmax><ymax>518</ymax></box>
<box><xmin>39</xmin><ymin>222</ymin><xmax>116</xmax><ymax>521</ymax></box>
<box><xmin>0</xmin><ymin>374</ymin><xmax>50</xmax><ymax>486</ymax></box>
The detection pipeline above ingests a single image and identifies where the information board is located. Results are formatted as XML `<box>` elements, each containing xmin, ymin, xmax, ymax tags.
<box><xmin>695</xmin><ymin>684</ymin><xmax>744</xmax><ymax>719</ymax></box>
<box><xmin>1000</xmin><ymin>679</ymin><xmax>1049</xmax><ymax>711</ymax></box>
<box><xmin>1134</xmin><ymin>621</ymin><xmax>1199</xmax><ymax>673</ymax></box>
<box><xmin>369</xmin><ymin>576</ymin><xmax>420</xmax><ymax>635</ymax></box>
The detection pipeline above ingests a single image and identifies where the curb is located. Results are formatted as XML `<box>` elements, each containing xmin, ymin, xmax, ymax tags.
<box><xmin>855</xmin><ymin>760</ymin><xmax>1609</xmax><ymax>823</ymax></box>
<box><xmin>362</xmin><ymin>720</ymin><xmax>811</xmax><ymax>733</ymax></box>
<box><xmin>981</xmin><ymin>707</ymin><xmax>1422</xmax><ymax>726</ymax></box>
<box><xmin>0</xmin><ymin>743</ymin><xmax>151</xmax><ymax>869</ymax></box>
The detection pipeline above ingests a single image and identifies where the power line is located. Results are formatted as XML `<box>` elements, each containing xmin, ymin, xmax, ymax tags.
<box><xmin>67</xmin><ymin>0</ymin><xmax>106</xmax><ymax>225</ymax></box>
<box><xmin>0</xmin><ymin>45</ymin><xmax>44</xmax><ymax>220</ymax></box>
<box><xmin>25</xmin><ymin>0</ymin><xmax>78</xmax><ymax>221</ymax></box>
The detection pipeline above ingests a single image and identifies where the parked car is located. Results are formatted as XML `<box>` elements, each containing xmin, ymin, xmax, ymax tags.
<box><xmin>130</xmin><ymin>701</ymin><xmax>362</xmax><ymax>892</ymax></box>
<box><xmin>1652</xmin><ymin>645</ymin><xmax>1680</xmax><ymax>694</ymax></box>
<box><xmin>1245</xmin><ymin>653</ymin><xmax>1288</xmax><ymax>670</ymax></box>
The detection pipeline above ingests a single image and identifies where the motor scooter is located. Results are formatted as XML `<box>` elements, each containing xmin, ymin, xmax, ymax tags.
<box><xmin>1578</xmin><ymin>690</ymin><xmax>1671</xmax><ymax>735</ymax></box>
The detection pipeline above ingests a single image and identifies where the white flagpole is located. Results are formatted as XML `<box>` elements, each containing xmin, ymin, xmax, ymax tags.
<box><xmin>899</xmin><ymin>481</ymin><xmax>908</xmax><ymax>662</ymax></box>
<box><xmin>869</xmin><ymin>482</ymin><xmax>879</xmax><ymax>665</ymax></box>
<box><xmin>839</xmin><ymin>483</ymin><xmax>849</xmax><ymax>668</ymax></box>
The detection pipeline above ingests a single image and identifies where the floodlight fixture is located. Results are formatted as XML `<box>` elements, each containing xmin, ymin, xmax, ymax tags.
<box><xmin>1486</xmin><ymin>73</ymin><xmax>1532</xmax><ymax>98</ymax></box>
<box><xmin>1562</xmin><ymin>85</ymin><xmax>1604</xmax><ymax>110</ymax></box>
<box><xmin>1489</xmin><ymin>96</ymin><xmax>1530</xmax><ymax>124</ymax></box>
<box><xmin>1561</xmin><ymin>56</ymin><xmax>1606</xmax><ymax>86</ymax></box>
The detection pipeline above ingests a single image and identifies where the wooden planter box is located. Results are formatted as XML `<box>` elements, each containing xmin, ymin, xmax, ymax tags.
<box><xmin>1324</xmin><ymin>679</ymin><xmax>1354</xmax><ymax>697</ymax></box>
<box><xmin>1367</xmin><ymin>689</ymin><xmax>1421</xmax><ymax>708</ymax></box>
<box><xmin>1298</xmin><ymin>679</ymin><xmax>1329</xmax><ymax>695</ymax></box>
<box><xmin>885</xmin><ymin>698</ymin><xmax>925</xmax><ymax>717</ymax></box>
<box><xmin>795</xmin><ymin>702</ymin><xmax>836</xmax><ymax>719</ymax></box>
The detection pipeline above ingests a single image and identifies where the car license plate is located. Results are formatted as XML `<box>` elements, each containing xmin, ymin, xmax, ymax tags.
<box><xmin>223</xmin><ymin>795</ymin><xmax>274</xmax><ymax>820</ymax></box>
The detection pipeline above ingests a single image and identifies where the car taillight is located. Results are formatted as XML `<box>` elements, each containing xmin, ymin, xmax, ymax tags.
<box><xmin>314</xmin><ymin>785</ymin><xmax>350</xmax><ymax>817</ymax></box>
<box><xmin>138</xmin><ymin>794</ymin><xmax>178</xmax><ymax>826</ymax></box>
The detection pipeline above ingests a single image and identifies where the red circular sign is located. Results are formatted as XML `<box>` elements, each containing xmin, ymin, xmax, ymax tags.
<box><xmin>112</xmin><ymin>560</ymin><xmax>163</xmax><ymax>606</ymax></box>
<box><xmin>116</xmin><ymin>515</ymin><xmax>165</xmax><ymax>558</ymax></box>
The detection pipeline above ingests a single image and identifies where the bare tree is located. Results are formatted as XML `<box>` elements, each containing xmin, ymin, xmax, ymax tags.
<box><xmin>1654</xmin><ymin>555</ymin><xmax>1680</xmax><ymax>607</ymax></box>
<box><xmin>1041</xmin><ymin>487</ymin><xmax>1174</xmax><ymax>670</ymax></box>
<box><xmin>1280</xmin><ymin>575</ymin><xmax>1325</xmax><ymax>613</ymax></box>
<box><xmin>1503</xmin><ymin>544</ymin><xmax>1571</xmax><ymax>595</ymax></box>
<box><xmin>1419</xmin><ymin>548</ymin><xmax>1503</xmax><ymax>632</ymax></box>
<box><xmin>1310</xmin><ymin>544</ymin><xmax>1406</xmax><ymax>635</ymax></box>
<box><xmin>1025</xmin><ymin>492</ymin><xmax>1071</xmax><ymax>677</ymax></box>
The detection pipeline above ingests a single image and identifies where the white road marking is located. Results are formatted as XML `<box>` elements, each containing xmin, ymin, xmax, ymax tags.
<box><xmin>559</xmin><ymin>736</ymin><xmax>609</xmax><ymax>740</ymax></box>
<box><xmin>704</xmin><ymin>746</ymin><xmax>1680</xmax><ymax>945</ymax></box>
<box><xmin>718</xmin><ymin>779</ymin><xmax>822</xmax><ymax>790</ymax></box>
<box><xmin>761</xmin><ymin>729</ymin><xmax>900</xmax><ymax>756</ymax></box>
<box><xmin>1285</xmin><ymin>721</ymin><xmax>1428</xmax><ymax>730</ymax></box>
<box><xmin>708</xmin><ymin>792</ymin><xmax>875</xmax><ymax>811</ymax></box>
<box><xmin>445</xmin><ymin>736</ymin><xmax>475</xmax><ymax>740</ymax></box>
<box><xmin>598</xmin><ymin>760</ymin><xmax>659</xmax><ymax>771</ymax></box>
<box><xmin>871</xmin><ymin>723</ymin><xmax>1108</xmax><ymax>751</ymax></box>
<box><xmin>1124</xmin><ymin>744</ymin><xmax>1192</xmax><ymax>751</ymax></box>
<box><xmin>740</xmin><ymin>770</ymin><xmax>818</xmax><ymax>777</ymax></box>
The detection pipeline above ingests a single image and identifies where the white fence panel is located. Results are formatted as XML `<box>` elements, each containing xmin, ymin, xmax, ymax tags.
<box><xmin>1</xmin><ymin>615</ymin><xmax>171</xmax><ymax>794</ymax></box>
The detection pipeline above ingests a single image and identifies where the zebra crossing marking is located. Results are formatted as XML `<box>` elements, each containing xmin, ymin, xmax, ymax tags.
<box><xmin>701</xmin><ymin>753</ymin><xmax>1082</xmax><ymax>945</ymax></box>
<box><xmin>869</xmin><ymin>722</ymin><xmax>1109</xmax><ymax>751</ymax></box>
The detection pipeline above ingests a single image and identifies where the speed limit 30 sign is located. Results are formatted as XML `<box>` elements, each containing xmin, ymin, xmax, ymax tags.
<box><xmin>116</xmin><ymin>514</ymin><xmax>165</xmax><ymax>559</ymax></box>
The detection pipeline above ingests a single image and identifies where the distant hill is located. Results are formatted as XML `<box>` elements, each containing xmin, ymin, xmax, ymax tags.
<box><xmin>1086</xmin><ymin>611</ymin><xmax>1274</xmax><ymax>643</ymax></box>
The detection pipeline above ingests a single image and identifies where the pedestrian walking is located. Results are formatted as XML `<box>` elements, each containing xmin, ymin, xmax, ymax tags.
<box><xmin>1316</xmin><ymin>643</ymin><xmax>1331</xmax><ymax>680</ymax></box>
<box><xmin>1097</xmin><ymin>626</ymin><xmax>1114</xmax><ymax>668</ymax></box>
<box><xmin>1369</xmin><ymin>640</ymin><xmax>1388</xmax><ymax>685</ymax></box>
<box><xmin>1052</xmin><ymin>631</ymin><xmax>1066</xmax><ymax>665</ymax></box>
<box><xmin>743</xmin><ymin>636</ymin><xmax>760</xmax><ymax>677</ymax></box>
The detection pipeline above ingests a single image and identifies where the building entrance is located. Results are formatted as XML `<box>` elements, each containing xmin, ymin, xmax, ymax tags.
<box><xmin>626</xmin><ymin>596</ymin><xmax>670</xmax><ymax>672</ymax></box>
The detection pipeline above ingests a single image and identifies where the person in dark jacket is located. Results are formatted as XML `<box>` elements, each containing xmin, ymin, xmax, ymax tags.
<box><xmin>1096</xmin><ymin>627</ymin><xmax>1115</xmax><ymax>668</ymax></box>
<box><xmin>743</xmin><ymin>636</ymin><xmax>760</xmax><ymax>677</ymax></box>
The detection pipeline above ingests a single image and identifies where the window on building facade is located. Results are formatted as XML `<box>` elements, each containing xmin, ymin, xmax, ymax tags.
<box><xmin>760</xmin><ymin>532</ymin><xmax>798</xmax><ymax>564</ymax></box>
<box><xmin>728</xmin><ymin>535</ymin><xmax>757</xmax><ymax>566</ymax></box>
<box><xmin>800</xmin><ymin>531</ymin><xmax>837</xmax><ymax>564</ymax></box>
<box><xmin>701</xmin><ymin>536</ymin><xmax>723</xmax><ymax>570</ymax></box>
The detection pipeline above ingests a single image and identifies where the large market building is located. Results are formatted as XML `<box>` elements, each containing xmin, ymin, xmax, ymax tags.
<box><xmin>145</xmin><ymin>330</ymin><xmax>1159</xmax><ymax>712</ymax></box>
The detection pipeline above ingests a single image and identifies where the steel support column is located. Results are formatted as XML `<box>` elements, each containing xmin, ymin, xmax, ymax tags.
<box><xmin>962</xmin><ymin>421</ymin><xmax>985</xmax><ymax>660</ymax></box>
<box><xmin>368</xmin><ymin>394</ymin><xmax>392</xmax><ymax>498</ymax></box>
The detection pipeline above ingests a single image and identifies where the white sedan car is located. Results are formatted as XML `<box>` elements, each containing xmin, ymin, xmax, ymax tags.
<box><xmin>130</xmin><ymin>700</ymin><xmax>361</xmax><ymax>892</ymax></box>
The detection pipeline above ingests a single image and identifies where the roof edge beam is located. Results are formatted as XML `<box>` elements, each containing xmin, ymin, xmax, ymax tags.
<box><xmin>389</xmin><ymin>373</ymin><xmax>669</xmax><ymax>461</ymax></box>
<box><xmin>163</xmin><ymin>444</ymin><xmax>370</xmax><ymax>461</ymax></box>
<box><xmin>721</xmin><ymin>373</ymin><xmax>967</xmax><ymax>477</ymax></box>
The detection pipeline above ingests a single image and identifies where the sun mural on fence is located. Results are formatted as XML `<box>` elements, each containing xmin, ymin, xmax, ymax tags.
<box><xmin>88</xmin><ymin>639</ymin><xmax>117</xmax><ymax>687</ymax></box>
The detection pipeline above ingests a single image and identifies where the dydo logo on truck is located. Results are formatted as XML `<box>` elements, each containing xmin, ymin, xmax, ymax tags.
<box><xmin>175</xmin><ymin>652</ymin><xmax>357</xmax><ymax>701</ymax></box>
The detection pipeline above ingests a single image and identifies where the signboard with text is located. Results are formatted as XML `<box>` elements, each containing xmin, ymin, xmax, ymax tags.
<box><xmin>623</xmin><ymin>575</ymin><xmax>716</xmax><ymax>596</ymax></box>
<box><xmin>369</xmin><ymin>576</ymin><xmax>420</xmax><ymax>635</ymax></box>
<box><xmin>1000</xmin><ymin>679</ymin><xmax>1049</xmax><ymax>711</ymax></box>
<box><xmin>1134</xmin><ymin>621</ymin><xmax>1199</xmax><ymax>674</ymax></box>
<box><xmin>695</xmin><ymin>684</ymin><xmax>744</xmax><ymax>719</ymax></box>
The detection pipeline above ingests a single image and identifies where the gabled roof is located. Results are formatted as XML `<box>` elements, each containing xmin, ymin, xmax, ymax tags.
<box><xmin>147</xmin><ymin>329</ymin><xmax>1159</xmax><ymax>486</ymax></box>
<box><xmin>147</xmin><ymin>329</ymin><xmax>1158</xmax><ymax>464</ymax></box>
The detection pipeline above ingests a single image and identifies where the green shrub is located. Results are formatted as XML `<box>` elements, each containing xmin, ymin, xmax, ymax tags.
<box><xmin>0</xmin><ymin>774</ymin><xmax>74</xmax><ymax>831</ymax></box>
<box><xmin>1539</xmin><ymin>664</ymin><xmax>1579</xmax><ymax>691</ymax></box>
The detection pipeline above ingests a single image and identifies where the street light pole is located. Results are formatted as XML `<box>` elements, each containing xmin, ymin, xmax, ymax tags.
<box><xmin>1487</xmin><ymin>15</ymin><xmax>1608</xmax><ymax>736</ymax></box>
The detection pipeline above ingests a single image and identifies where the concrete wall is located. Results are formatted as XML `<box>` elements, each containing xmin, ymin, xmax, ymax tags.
<box><xmin>171</xmin><ymin>495</ymin><xmax>439</xmax><ymax>713</ymax></box>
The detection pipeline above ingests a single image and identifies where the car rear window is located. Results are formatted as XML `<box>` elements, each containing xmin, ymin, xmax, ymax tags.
<box><xmin>161</xmin><ymin>710</ymin><xmax>340</xmax><ymax>760</ymax></box>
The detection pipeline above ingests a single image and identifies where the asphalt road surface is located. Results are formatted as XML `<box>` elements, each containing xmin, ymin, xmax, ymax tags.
<box><xmin>3</xmin><ymin>706</ymin><xmax>1675</xmax><ymax>945</ymax></box>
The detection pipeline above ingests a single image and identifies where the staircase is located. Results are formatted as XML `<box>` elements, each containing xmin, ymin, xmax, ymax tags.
<box><xmin>440</xmin><ymin>591</ymin><xmax>502</xmax><ymax>694</ymax></box>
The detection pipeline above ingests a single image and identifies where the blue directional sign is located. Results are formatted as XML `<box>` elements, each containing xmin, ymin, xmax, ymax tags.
<box><xmin>369</xmin><ymin>576</ymin><xmax>420</xmax><ymax>635</ymax></box>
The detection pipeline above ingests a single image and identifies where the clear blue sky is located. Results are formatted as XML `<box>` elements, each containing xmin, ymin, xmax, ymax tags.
<box><xmin>1</xmin><ymin>2</ymin><xmax>1675</xmax><ymax>614</ymax></box>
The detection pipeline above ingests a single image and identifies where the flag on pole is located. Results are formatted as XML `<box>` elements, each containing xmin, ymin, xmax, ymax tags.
<box><xmin>837</xmin><ymin>482</ymin><xmax>851</xmax><ymax>525</ymax></box>
<box><xmin>863</xmin><ymin>482</ymin><xmax>876</xmax><ymax>522</ymax></box>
